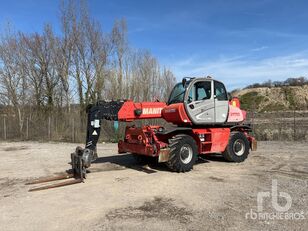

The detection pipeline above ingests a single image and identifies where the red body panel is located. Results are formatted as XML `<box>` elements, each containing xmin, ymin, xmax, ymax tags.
<box><xmin>228</xmin><ymin>97</ymin><xmax>246</xmax><ymax>122</ymax></box>
<box><xmin>161</xmin><ymin>103</ymin><xmax>192</xmax><ymax>125</ymax></box>
<box><xmin>118</xmin><ymin>100</ymin><xmax>166</xmax><ymax>121</ymax></box>
<box><xmin>118</xmin><ymin>125</ymin><xmax>168</xmax><ymax>156</ymax></box>
<box><xmin>192</xmin><ymin>128</ymin><xmax>230</xmax><ymax>154</ymax></box>
<box><xmin>118</xmin><ymin>126</ymin><xmax>231</xmax><ymax>157</ymax></box>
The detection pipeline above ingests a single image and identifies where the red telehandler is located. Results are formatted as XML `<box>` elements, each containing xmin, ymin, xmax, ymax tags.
<box><xmin>27</xmin><ymin>77</ymin><xmax>257</xmax><ymax>191</ymax></box>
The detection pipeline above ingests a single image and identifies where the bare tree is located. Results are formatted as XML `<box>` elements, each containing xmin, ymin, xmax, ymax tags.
<box><xmin>111</xmin><ymin>19</ymin><xmax>128</xmax><ymax>97</ymax></box>
<box><xmin>0</xmin><ymin>0</ymin><xmax>177</xmax><ymax>141</ymax></box>
<box><xmin>61</xmin><ymin>0</ymin><xmax>112</xmax><ymax>109</ymax></box>
<box><xmin>57</xmin><ymin>1</ymin><xmax>76</xmax><ymax>110</ymax></box>
<box><xmin>0</xmin><ymin>29</ymin><xmax>28</xmax><ymax>136</ymax></box>
<box><xmin>21</xmin><ymin>25</ymin><xmax>60</xmax><ymax>110</ymax></box>
<box><xmin>160</xmin><ymin>67</ymin><xmax>176</xmax><ymax>101</ymax></box>
<box><xmin>20</xmin><ymin>33</ymin><xmax>44</xmax><ymax>108</ymax></box>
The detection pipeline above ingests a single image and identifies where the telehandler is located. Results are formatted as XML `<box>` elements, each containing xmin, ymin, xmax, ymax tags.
<box><xmin>27</xmin><ymin>77</ymin><xmax>256</xmax><ymax>191</ymax></box>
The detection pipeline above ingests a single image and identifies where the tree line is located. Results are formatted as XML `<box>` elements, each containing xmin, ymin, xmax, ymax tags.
<box><xmin>0</xmin><ymin>0</ymin><xmax>176</xmax><ymax>140</ymax></box>
<box><xmin>244</xmin><ymin>77</ymin><xmax>308</xmax><ymax>89</ymax></box>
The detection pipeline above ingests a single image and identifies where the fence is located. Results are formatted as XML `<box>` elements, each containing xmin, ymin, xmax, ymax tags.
<box><xmin>246</xmin><ymin>110</ymin><xmax>308</xmax><ymax>141</ymax></box>
<box><xmin>1</xmin><ymin>114</ymin><xmax>76</xmax><ymax>142</ymax></box>
<box><xmin>0</xmin><ymin>110</ymin><xmax>308</xmax><ymax>142</ymax></box>
<box><xmin>0</xmin><ymin>109</ymin><xmax>168</xmax><ymax>143</ymax></box>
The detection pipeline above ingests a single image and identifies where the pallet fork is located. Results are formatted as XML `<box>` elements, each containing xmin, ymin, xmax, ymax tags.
<box><xmin>26</xmin><ymin>147</ymin><xmax>87</xmax><ymax>192</ymax></box>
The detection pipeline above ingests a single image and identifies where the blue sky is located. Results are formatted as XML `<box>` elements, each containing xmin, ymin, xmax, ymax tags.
<box><xmin>0</xmin><ymin>0</ymin><xmax>308</xmax><ymax>89</ymax></box>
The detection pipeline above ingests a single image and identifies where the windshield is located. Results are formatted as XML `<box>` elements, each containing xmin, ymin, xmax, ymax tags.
<box><xmin>168</xmin><ymin>83</ymin><xmax>186</xmax><ymax>105</ymax></box>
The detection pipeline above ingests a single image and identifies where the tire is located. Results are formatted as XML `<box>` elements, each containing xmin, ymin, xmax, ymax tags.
<box><xmin>166</xmin><ymin>134</ymin><xmax>198</xmax><ymax>172</ymax></box>
<box><xmin>222</xmin><ymin>132</ymin><xmax>250</xmax><ymax>162</ymax></box>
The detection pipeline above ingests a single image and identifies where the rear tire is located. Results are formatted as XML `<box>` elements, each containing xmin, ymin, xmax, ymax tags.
<box><xmin>166</xmin><ymin>134</ymin><xmax>198</xmax><ymax>172</ymax></box>
<box><xmin>222</xmin><ymin>132</ymin><xmax>249</xmax><ymax>162</ymax></box>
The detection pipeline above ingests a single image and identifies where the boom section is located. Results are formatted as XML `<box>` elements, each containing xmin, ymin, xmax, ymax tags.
<box><xmin>85</xmin><ymin>100</ymin><xmax>166</xmax><ymax>151</ymax></box>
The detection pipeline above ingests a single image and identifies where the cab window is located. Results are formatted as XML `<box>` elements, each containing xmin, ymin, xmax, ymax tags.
<box><xmin>168</xmin><ymin>83</ymin><xmax>186</xmax><ymax>104</ymax></box>
<box><xmin>195</xmin><ymin>81</ymin><xmax>211</xmax><ymax>101</ymax></box>
<box><xmin>214</xmin><ymin>81</ymin><xmax>228</xmax><ymax>101</ymax></box>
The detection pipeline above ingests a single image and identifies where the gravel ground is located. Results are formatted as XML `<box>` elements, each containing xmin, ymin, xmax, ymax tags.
<box><xmin>0</xmin><ymin>141</ymin><xmax>307</xmax><ymax>231</ymax></box>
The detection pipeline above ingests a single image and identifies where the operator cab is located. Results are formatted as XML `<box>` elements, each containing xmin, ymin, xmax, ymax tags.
<box><xmin>167</xmin><ymin>77</ymin><xmax>229</xmax><ymax>124</ymax></box>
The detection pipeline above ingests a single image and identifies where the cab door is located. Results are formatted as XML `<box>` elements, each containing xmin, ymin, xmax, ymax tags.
<box><xmin>185</xmin><ymin>80</ymin><xmax>215</xmax><ymax>124</ymax></box>
<box><xmin>214</xmin><ymin>80</ymin><xmax>229</xmax><ymax>123</ymax></box>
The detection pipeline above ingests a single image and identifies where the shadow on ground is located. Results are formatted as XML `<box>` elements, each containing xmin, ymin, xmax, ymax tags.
<box><xmin>90</xmin><ymin>153</ymin><xmax>228</xmax><ymax>174</ymax></box>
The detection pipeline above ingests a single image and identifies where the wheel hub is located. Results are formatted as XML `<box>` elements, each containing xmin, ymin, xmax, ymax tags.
<box><xmin>180</xmin><ymin>144</ymin><xmax>193</xmax><ymax>164</ymax></box>
<box><xmin>233</xmin><ymin>139</ymin><xmax>245</xmax><ymax>156</ymax></box>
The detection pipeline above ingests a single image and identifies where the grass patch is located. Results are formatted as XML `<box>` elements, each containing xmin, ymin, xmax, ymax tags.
<box><xmin>239</xmin><ymin>91</ymin><xmax>265</xmax><ymax>111</ymax></box>
<box><xmin>260</xmin><ymin>102</ymin><xmax>286</xmax><ymax>112</ymax></box>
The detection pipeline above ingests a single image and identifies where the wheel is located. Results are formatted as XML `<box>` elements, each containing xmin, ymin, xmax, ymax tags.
<box><xmin>222</xmin><ymin>132</ymin><xmax>250</xmax><ymax>162</ymax></box>
<box><xmin>166</xmin><ymin>134</ymin><xmax>198</xmax><ymax>172</ymax></box>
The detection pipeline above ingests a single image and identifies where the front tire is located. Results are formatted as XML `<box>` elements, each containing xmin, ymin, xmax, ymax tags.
<box><xmin>222</xmin><ymin>132</ymin><xmax>249</xmax><ymax>162</ymax></box>
<box><xmin>166</xmin><ymin>134</ymin><xmax>198</xmax><ymax>172</ymax></box>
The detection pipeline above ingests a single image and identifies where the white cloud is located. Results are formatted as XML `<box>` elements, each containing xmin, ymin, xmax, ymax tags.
<box><xmin>169</xmin><ymin>51</ymin><xmax>308</xmax><ymax>90</ymax></box>
<box><xmin>251</xmin><ymin>46</ymin><xmax>268</xmax><ymax>52</ymax></box>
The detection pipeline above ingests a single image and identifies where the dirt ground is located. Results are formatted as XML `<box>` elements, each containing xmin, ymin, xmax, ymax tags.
<box><xmin>0</xmin><ymin>141</ymin><xmax>307</xmax><ymax>231</ymax></box>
